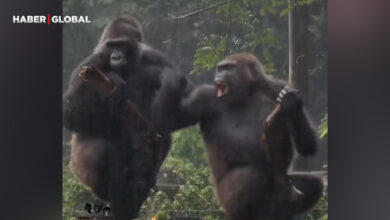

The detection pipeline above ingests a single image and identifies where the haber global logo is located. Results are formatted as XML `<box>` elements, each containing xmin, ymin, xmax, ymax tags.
<box><xmin>12</xmin><ymin>15</ymin><xmax>91</xmax><ymax>24</ymax></box>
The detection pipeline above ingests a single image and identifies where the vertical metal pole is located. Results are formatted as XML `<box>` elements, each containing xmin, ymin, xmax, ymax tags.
<box><xmin>288</xmin><ymin>0</ymin><xmax>293</xmax><ymax>84</ymax></box>
<box><xmin>225</xmin><ymin>1</ymin><xmax>232</xmax><ymax>56</ymax></box>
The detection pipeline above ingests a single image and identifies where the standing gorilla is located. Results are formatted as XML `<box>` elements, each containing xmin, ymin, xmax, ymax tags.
<box><xmin>63</xmin><ymin>14</ymin><xmax>196</xmax><ymax>219</ymax></box>
<box><xmin>182</xmin><ymin>54</ymin><xmax>323</xmax><ymax>220</ymax></box>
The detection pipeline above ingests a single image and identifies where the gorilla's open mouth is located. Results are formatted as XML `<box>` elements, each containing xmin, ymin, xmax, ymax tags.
<box><xmin>215</xmin><ymin>81</ymin><xmax>229</xmax><ymax>97</ymax></box>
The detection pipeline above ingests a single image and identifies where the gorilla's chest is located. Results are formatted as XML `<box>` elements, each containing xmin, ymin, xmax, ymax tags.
<box><xmin>202</xmin><ymin>99</ymin><xmax>275</xmax><ymax>147</ymax></box>
<box><xmin>123</xmin><ymin>71</ymin><xmax>160</xmax><ymax>114</ymax></box>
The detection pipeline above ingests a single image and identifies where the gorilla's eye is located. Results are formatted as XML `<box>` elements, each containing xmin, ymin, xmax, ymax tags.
<box><xmin>136</xmin><ymin>33</ymin><xmax>142</xmax><ymax>42</ymax></box>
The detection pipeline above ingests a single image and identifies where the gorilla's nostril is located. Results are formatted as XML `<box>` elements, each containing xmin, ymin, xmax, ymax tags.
<box><xmin>111</xmin><ymin>55</ymin><xmax>121</xmax><ymax>60</ymax></box>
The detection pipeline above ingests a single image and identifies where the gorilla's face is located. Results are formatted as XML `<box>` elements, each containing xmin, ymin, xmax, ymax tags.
<box><xmin>105</xmin><ymin>37</ymin><xmax>139</xmax><ymax>77</ymax></box>
<box><xmin>215</xmin><ymin>58</ymin><xmax>254</xmax><ymax>99</ymax></box>
<box><xmin>215</xmin><ymin>59</ymin><xmax>236</xmax><ymax>97</ymax></box>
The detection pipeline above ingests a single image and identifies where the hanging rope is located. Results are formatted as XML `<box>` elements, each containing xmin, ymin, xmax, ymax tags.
<box><xmin>168</xmin><ymin>0</ymin><xmax>233</xmax><ymax>59</ymax></box>
<box><xmin>169</xmin><ymin>0</ymin><xmax>234</xmax><ymax>56</ymax></box>
<box><xmin>169</xmin><ymin>17</ymin><xmax>179</xmax><ymax>56</ymax></box>
<box><xmin>225</xmin><ymin>0</ymin><xmax>232</xmax><ymax>56</ymax></box>
<box><xmin>175</xmin><ymin>0</ymin><xmax>232</xmax><ymax>20</ymax></box>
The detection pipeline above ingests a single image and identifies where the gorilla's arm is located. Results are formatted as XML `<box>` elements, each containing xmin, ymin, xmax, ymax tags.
<box><xmin>137</xmin><ymin>46</ymin><xmax>200</xmax><ymax>133</ymax></box>
<box><xmin>63</xmin><ymin>53</ymin><xmax>125</xmax><ymax>135</ymax></box>
<box><xmin>280</xmin><ymin>91</ymin><xmax>318</xmax><ymax>156</ymax></box>
<box><xmin>264</xmin><ymin>77</ymin><xmax>318</xmax><ymax>156</ymax></box>
<box><xmin>150</xmin><ymin>67</ymin><xmax>199</xmax><ymax>133</ymax></box>
<box><xmin>181</xmin><ymin>84</ymin><xmax>216</xmax><ymax>116</ymax></box>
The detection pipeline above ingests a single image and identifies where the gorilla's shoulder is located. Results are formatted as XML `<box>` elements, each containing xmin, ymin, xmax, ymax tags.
<box><xmin>139</xmin><ymin>43</ymin><xmax>173</xmax><ymax>68</ymax></box>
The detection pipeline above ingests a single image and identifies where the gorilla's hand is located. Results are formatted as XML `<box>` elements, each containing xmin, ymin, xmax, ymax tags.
<box><xmin>79</xmin><ymin>65</ymin><xmax>111</xmax><ymax>85</ymax></box>
<box><xmin>79</xmin><ymin>65</ymin><xmax>128</xmax><ymax>100</ymax></box>
<box><xmin>79</xmin><ymin>64</ymin><xmax>116</xmax><ymax>98</ymax></box>
<box><xmin>277</xmin><ymin>86</ymin><xmax>303</xmax><ymax>116</ymax></box>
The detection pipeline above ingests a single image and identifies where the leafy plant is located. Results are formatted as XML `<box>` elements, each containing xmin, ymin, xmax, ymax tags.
<box><xmin>319</xmin><ymin>113</ymin><xmax>328</xmax><ymax>139</ymax></box>
<box><xmin>63</xmin><ymin>164</ymin><xmax>95</xmax><ymax>220</ymax></box>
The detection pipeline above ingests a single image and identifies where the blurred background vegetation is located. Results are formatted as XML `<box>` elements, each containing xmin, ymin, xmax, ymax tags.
<box><xmin>63</xmin><ymin>0</ymin><xmax>327</xmax><ymax>219</ymax></box>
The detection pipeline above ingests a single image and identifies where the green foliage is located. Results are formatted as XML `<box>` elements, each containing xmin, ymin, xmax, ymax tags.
<box><xmin>171</xmin><ymin>167</ymin><xmax>223</xmax><ymax>219</ymax></box>
<box><xmin>192</xmin><ymin>35</ymin><xmax>227</xmax><ymax>74</ymax></box>
<box><xmin>192</xmin><ymin>0</ymin><xmax>292</xmax><ymax>77</ymax></box>
<box><xmin>243</xmin><ymin>28</ymin><xmax>281</xmax><ymax>74</ymax></box>
<box><xmin>163</xmin><ymin>126</ymin><xmax>208</xmax><ymax>177</ymax></box>
<box><xmin>137</xmin><ymin>126</ymin><xmax>224</xmax><ymax>219</ymax></box>
<box><xmin>319</xmin><ymin>113</ymin><xmax>328</xmax><ymax>139</ymax></box>
<box><xmin>63</xmin><ymin>163</ymin><xmax>95</xmax><ymax>220</ymax></box>
<box><xmin>136</xmin><ymin>190</ymin><xmax>173</xmax><ymax>220</ymax></box>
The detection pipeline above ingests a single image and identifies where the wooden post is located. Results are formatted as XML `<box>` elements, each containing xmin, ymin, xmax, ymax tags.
<box><xmin>289</xmin><ymin>0</ymin><xmax>315</xmax><ymax>171</ymax></box>
<box><xmin>288</xmin><ymin>0</ymin><xmax>313</xmax><ymax>102</ymax></box>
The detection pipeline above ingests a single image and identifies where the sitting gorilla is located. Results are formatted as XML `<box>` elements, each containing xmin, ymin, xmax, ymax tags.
<box><xmin>182</xmin><ymin>53</ymin><xmax>323</xmax><ymax>220</ymax></box>
<box><xmin>63</xmin><ymin>14</ymin><xmax>196</xmax><ymax>219</ymax></box>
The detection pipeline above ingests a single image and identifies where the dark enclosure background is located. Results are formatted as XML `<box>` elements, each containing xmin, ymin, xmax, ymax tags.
<box><xmin>62</xmin><ymin>0</ymin><xmax>327</xmax><ymax>219</ymax></box>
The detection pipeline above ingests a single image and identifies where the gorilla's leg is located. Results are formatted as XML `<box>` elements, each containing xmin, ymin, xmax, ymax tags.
<box><xmin>270</xmin><ymin>172</ymin><xmax>323</xmax><ymax>220</ymax></box>
<box><xmin>70</xmin><ymin>134</ymin><xmax>113</xmax><ymax>200</ymax></box>
<box><xmin>214</xmin><ymin>166</ymin><xmax>271</xmax><ymax>220</ymax></box>
<box><xmin>286</xmin><ymin>172</ymin><xmax>324</xmax><ymax>215</ymax></box>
